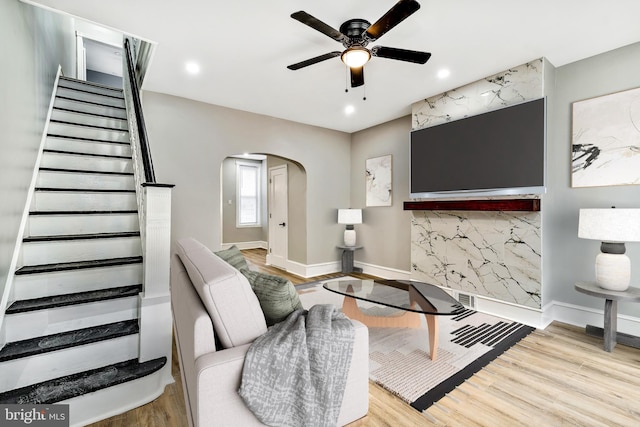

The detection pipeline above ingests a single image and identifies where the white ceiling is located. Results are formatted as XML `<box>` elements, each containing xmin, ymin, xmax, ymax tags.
<box><xmin>29</xmin><ymin>0</ymin><xmax>640</xmax><ymax>133</ymax></box>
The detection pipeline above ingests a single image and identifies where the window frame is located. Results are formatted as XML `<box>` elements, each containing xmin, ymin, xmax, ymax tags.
<box><xmin>235</xmin><ymin>160</ymin><xmax>262</xmax><ymax>228</ymax></box>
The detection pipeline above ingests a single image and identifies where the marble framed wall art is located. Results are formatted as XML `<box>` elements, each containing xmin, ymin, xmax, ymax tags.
<box><xmin>571</xmin><ymin>86</ymin><xmax>640</xmax><ymax>187</ymax></box>
<box><xmin>366</xmin><ymin>155</ymin><xmax>392</xmax><ymax>207</ymax></box>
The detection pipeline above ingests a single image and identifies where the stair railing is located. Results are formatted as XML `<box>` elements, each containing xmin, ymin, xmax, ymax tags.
<box><xmin>123</xmin><ymin>36</ymin><xmax>174</xmax><ymax>365</ymax></box>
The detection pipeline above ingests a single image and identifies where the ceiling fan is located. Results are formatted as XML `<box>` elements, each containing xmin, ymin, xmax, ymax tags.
<box><xmin>287</xmin><ymin>0</ymin><xmax>431</xmax><ymax>88</ymax></box>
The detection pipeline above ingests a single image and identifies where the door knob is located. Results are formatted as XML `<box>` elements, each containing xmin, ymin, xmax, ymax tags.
<box><xmin>279</xmin><ymin>222</ymin><xmax>286</xmax><ymax>227</ymax></box>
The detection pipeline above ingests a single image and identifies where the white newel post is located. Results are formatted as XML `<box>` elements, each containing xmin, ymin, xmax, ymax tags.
<box><xmin>138</xmin><ymin>184</ymin><xmax>174</xmax><ymax>363</ymax></box>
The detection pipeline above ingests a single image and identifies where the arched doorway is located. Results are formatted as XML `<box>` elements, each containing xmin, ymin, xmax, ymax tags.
<box><xmin>220</xmin><ymin>153</ymin><xmax>307</xmax><ymax>270</ymax></box>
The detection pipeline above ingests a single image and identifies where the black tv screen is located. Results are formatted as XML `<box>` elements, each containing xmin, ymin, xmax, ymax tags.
<box><xmin>410</xmin><ymin>97</ymin><xmax>546</xmax><ymax>198</ymax></box>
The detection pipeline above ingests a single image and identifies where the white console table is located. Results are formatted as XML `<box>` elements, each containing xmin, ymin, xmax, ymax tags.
<box><xmin>574</xmin><ymin>281</ymin><xmax>640</xmax><ymax>352</ymax></box>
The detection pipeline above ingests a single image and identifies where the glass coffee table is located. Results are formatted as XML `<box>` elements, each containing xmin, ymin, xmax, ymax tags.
<box><xmin>323</xmin><ymin>278</ymin><xmax>465</xmax><ymax>360</ymax></box>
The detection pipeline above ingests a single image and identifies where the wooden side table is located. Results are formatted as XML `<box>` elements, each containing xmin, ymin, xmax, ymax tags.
<box><xmin>337</xmin><ymin>245</ymin><xmax>363</xmax><ymax>274</ymax></box>
<box><xmin>574</xmin><ymin>281</ymin><xmax>640</xmax><ymax>351</ymax></box>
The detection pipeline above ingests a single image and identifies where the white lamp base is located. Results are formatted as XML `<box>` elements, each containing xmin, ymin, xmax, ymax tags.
<box><xmin>595</xmin><ymin>252</ymin><xmax>630</xmax><ymax>291</ymax></box>
<box><xmin>344</xmin><ymin>229</ymin><xmax>357</xmax><ymax>247</ymax></box>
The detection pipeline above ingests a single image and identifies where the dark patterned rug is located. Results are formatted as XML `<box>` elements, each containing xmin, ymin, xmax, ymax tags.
<box><xmin>297</xmin><ymin>278</ymin><xmax>535</xmax><ymax>414</ymax></box>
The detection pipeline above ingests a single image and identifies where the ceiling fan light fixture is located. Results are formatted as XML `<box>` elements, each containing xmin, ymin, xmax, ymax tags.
<box><xmin>341</xmin><ymin>46</ymin><xmax>371</xmax><ymax>68</ymax></box>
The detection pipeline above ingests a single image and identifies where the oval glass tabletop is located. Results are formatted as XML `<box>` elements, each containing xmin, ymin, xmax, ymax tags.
<box><xmin>323</xmin><ymin>278</ymin><xmax>465</xmax><ymax>316</ymax></box>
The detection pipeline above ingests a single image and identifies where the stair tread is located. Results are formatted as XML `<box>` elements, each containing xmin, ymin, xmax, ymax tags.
<box><xmin>39</xmin><ymin>167</ymin><xmax>134</xmax><ymax>176</ymax></box>
<box><xmin>46</xmin><ymin>134</ymin><xmax>130</xmax><ymax>146</ymax></box>
<box><xmin>57</xmin><ymin>84</ymin><xmax>125</xmax><ymax>100</ymax></box>
<box><xmin>29</xmin><ymin>210</ymin><xmax>138</xmax><ymax>215</ymax></box>
<box><xmin>0</xmin><ymin>357</ymin><xmax>166</xmax><ymax>404</ymax></box>
<box><xmin>55</xmin><ymin>95</ymin><xmax>126</xmax><ymax>111</ymax></box>
<box><xmin>6</xmin><ymin>284</ymin><xmax>143</xmax><ymax>314</ymax></box>
<box><xmin>24</xmin><ymin>231</ymin><xmax>140</xmax><ymax>242</ymax></box>
<box><xmin>59</xmin><ymin>76</ymin><xmax>124</xmax><ymax>92</ymax></box>
<box><xmin>35</xmin><ymin>187</ymin><xmax>135</xmax><ymax>193</ymax></box>
<box><xmin>15</xmin><ymin>256</ymin><xmax>143</xmax><ymax>275</ymax></box>
<box><xmin>49</xmin><ymin>119</ymin><xmax>129</xmax><ymax>133</ymax></box>
<box><xmin>43</xmin><ymin>148</ymin><xmax>131</xmax><ymax>159</ymax></box>
<box><xmin>0</xmin><ymin>320</ymin><xmax>139</xmax><ymax>363</ymax></box>
<box><xmin>53</xmin><ymin>106</ymin><xmax>128</xmax><ymax>121</ymax></box>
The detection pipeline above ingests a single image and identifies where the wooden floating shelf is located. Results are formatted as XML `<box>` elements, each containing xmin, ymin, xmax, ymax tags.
<box><xmin>403</xmin><ymin>199</ymin><xmax>540</xmax><ymax>212</ymax></box>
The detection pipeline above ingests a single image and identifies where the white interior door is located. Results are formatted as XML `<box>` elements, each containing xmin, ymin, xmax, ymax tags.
<box><xmin>268</xmin><ymin>165</ymin><xmax>288</xmax><ymax>269</ymax></box>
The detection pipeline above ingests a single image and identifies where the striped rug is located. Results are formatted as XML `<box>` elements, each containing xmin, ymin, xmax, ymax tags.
<box><xmin>297</xmin><ymin>278</ymin><xmax>535</xmax><ymax>413</ymax></box>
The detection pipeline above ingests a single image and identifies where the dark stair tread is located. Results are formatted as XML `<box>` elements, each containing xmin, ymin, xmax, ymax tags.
<box><xmin>34</xmin><ymin>187</ymin><xmax>135</xmax><ymax>193</ymax></box>
<box><xmin>53</xmin><ymin>105</ymin><xmax>127</xmax><ymax>122</ymax></box>
<box><xmin>49</xmin><ymin>119</ymin><xmax>129</xmax><ymax>133</ymax></box>
<box><xmin>15</xmin><ymin>256</ymin><xmax>143</xmax><ymax>275</ymax></box>
<box><xmin>24</xmin><ymin>231</ymin><xmax>140</xmax><ymax>243</ymax></box>
<box><xmin>47</xmin><ymin>133</ymin><xmax>130</xmax><ymax>146</ymax></box>
<box><xmin>0</xmin><ymin>320</ymin><xmax>139</xmax><ymax>363</ymax></box>
<box><xmin>59</xmin><ymin>76</ymin><xmax>124</xmax><ymax>92</ymax></box>
<box><xmin>57</xmin><ymin>83</ymin><xmax>125</xmax><ymax>100</ymax></box>
<box><xmin>0</xmin><ymin>357</ymin><xmax>166</xmax><ymax>404</ymax></box>
<box><xmin>55</xmin><ymin>95</ymin><xmax>126</xmax><ymax>111</ymax></box>
<box><xmin>39</xmin><ymin>167</ymin><xmax>134</xmax><ymax>176</ymax></box>
<box><xmin>6</xmin><ymin>285</ymin><xmax>143</xmax><ymax>314</ymax></box>
<box><xmin>43</xmin><ymin>148</ymin><xmax>131</xmax><ymax>159</ymax></box>
<box><xmin>29</xmin><ymin>210</ymin><xmax>138</xmax><ymax>216</ymax></box>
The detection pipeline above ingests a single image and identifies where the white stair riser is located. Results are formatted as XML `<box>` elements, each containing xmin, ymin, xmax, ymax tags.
<box><xmin>32</xmin><ymin>191</ymin><xmax>137</xmax><ymax>211</ymax></box>
<box><xmin>0</xmin><ymin>334</ymin><xmax>139</xmax><ymax>393</ymax></box>
<box><xmin>22</xmin><ymin>237</ymin><xmax>141</xmax><ymax>265</ymax></box>
<box><xmin>55</xmin><ymin>87</ymin><xmax>125</xmax><ymax>108</ymax></box>
<box><xmin>13</xmin><ymin>264</ymin><xmax>142</xmax><ymax>300</ymax></box>
<box><xmin>58</xmin><ymin>79</ymin><xmax>124</xmax><ymax>98</ymax></box>
<box><xmin>54</xmin><ymin>97</ymin><xmax>127</xmax><ymax>119</ymax></box>
<box><xmin>48</xmin><ymin>122</ymin><xmax>129</xmax><ymax>143</ymax></box>
<box><xmin>46</xmin><ymin>137</ymin><xmax>131</xmax><ymax>157</ymax></box>
<box><xmin>37</xmin><ymin>171</ymin><xmax>135</xmax><ymax>191</ymax></box>
<box><xmin>40</xmin><ymin>152</ymin><xmax>133</xmax><ymax>173</ymax></box>
<box><xmin>28</xmin><ymin>213</ymin><xmax>139</xmax><ymax>236</ymax></box>
<box><xmin>5</xmin><ymin>297</ymin><xmax>139</xmax><ymax>342</ymax></box>
<box><xmin>51</xmin><ymin>109</ymin><xmax>128</xmax><ymax>131</ymax></box>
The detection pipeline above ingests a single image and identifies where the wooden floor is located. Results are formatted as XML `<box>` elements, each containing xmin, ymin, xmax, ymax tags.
<box><xmin>90</xmin><ymin>248</ymin><xmax>640</xmax><ymax>426</ymax></box>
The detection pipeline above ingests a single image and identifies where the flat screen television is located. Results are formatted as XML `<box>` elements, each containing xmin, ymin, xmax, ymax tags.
<box><xmin>410</xmin><ymin>97</ymin><xmax>546</xmax><ymax>199</ymax></box>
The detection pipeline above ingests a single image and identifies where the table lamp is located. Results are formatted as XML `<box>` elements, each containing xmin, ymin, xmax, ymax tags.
<box><xmin>578</xmin><ymin>208</ymin><xmax>640</xmax><ymax>291</ymax></box>
<box><xmin>338</xmin><ymin>209</ymin><xmax>362</xmax><ymax>247</ymax></box>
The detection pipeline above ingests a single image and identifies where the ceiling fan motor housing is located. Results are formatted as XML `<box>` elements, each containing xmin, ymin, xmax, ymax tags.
<box><xmin>339</xmin><ymin>19</ymin><xmax>371</xmax><ymax>47</ymax></box>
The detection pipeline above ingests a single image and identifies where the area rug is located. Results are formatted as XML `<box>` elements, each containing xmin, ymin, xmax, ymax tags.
<box><xmin>296</xmin><ymin>277</ymin><xmax>535</xmax><ymax>413</ymax></box>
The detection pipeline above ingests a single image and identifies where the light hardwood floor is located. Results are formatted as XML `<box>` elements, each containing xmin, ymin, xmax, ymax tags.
<box><xmin>90</xmin><ymin>249</ymin><xmax>640</xmax><ymax>426</ymax></box>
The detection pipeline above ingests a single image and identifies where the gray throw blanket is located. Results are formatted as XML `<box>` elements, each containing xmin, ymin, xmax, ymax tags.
<box><xmin>239</xmin><ymin>304</ymin><xmax>355</xmax><ymax>427</ymax></box>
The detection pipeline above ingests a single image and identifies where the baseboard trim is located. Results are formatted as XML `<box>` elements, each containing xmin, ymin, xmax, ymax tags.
<box><xmin>355</xmin><ymin>261</ymin><xmax>412</xmax><ymax>281</ymax></box>
<box><xmin>221</xmin><ymin>241</ymin><xmax>267</xmax><ymax>250</ymax></box>
<box><xmin>546</xmin><ymin>300</ymin><xmax>640</xmax><ymax>336</ymax></box>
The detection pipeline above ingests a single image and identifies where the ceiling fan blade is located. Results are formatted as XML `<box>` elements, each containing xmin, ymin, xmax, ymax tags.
<box><xmin>350</xmin><ymin>66</ymin><xmax>364</xmax><ymax>87</ymax></box>
<box><xmin>371</xmin><ymin>46</ymin><xmax>431</xmax><ymax>64</ymax></box>
<box><xmin>287</xmin><ymin>51</ymin><xmax>342</xmax><ymax>70</ymax></box>
<box><xmin>291</xmin><ymin>11</ymin><xmax>348</xmax><ymax>43</ymax></box>
<box><xmin>363</xmin><ymin>0</ymin><xmax>421</xmax><ymax>42</ymax></box>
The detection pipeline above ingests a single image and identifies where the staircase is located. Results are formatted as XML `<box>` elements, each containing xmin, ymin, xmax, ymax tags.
<box><xmin>0</xmin><ymin>76</ymin><xmax>170</xmax><ymax>422</ymax></box>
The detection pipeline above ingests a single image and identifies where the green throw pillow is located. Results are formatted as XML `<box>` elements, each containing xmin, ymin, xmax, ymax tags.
<box><xmin>241</xmin><ymin>269</ymin><xmax>303</xmax><ymax>326</ymax></box>
<box><xmin>214</xmin><ymin>245</ymin><xmax>249</xmax><ymax>271</ymax></box>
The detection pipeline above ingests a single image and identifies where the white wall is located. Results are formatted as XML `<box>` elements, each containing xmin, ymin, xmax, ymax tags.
<box><xmin>350</xmin><ymin>116</ymin><xmax>413</xmax><ymax>274</ymax></box>
<box><xmin>546</xmin><ymin>42</ymin><xmax>640</xmax><ymax>318</ymax></box>
<box><xmin>0</xmin><ymin>0</ymin><xmax>75</xmax><ymax>307</ymax></box>
<box><xmin>141</xmin><ymin>91</ymin><xmax>351</xmax><ymax>265</ymax></box>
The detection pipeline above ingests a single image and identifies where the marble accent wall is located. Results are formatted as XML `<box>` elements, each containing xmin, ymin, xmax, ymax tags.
<box><xmin>410</xmin><ymin>59</ymin><xmax>545</xmax><ymax>309</ymax></box>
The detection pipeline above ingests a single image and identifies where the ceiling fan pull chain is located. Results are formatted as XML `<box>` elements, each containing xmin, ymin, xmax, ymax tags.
<box><xmin>363</xmin><ymin>84</ymin><xmax>367</xmax><ymax>101</ymax></box>
<box><xmin>345</xmin><ymin>66</ymin><xmax>349</xmax><ymax>92</ymax></box>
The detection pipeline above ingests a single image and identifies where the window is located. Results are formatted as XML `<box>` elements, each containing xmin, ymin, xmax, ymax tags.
<box><xmin>236</xmin><ymin>161</ymin><xmax>261</xmax><ymax>227</ymax></box>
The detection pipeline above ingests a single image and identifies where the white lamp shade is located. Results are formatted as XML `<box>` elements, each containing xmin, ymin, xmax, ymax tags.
<box><xmin>578</xmin><ymin>208</ymin><xmax>640</xmax><ymax>242</ymax></box>
<box><xmin>338</xmin><ymin>209</ymin><xmax>362</xmax><ymax>225</ymax></box>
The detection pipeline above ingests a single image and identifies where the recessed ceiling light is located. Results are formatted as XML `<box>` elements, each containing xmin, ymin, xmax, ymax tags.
<box><xmin>185</xmin><ymin>61</ymin><xmax>200</xmax><ymax>75</ymax></box>
<box><xmin>345</xmin><ymin>105</ymin><xmax>355</xmax><ymax>115</ymax></box>
<box><xmin>437</xmin><ymin>69</ymin><xmax>450</xmax><ymax>79</ymax></box>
